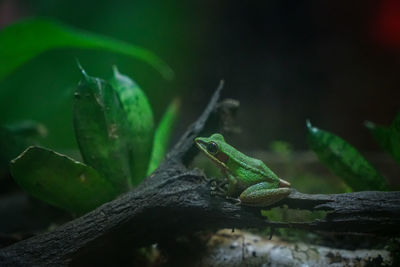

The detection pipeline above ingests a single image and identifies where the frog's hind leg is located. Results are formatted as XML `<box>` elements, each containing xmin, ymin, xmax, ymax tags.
<box><xmin>239</xmin><ymin>182</ymin><xmax>291</xmax><ymax>207</ymax></box>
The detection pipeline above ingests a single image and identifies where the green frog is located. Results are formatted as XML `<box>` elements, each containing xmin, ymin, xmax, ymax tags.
<box><xmin>195</xmin><ymin>133</ymin><xmax>291</xmax><ymax>206</ymax></box>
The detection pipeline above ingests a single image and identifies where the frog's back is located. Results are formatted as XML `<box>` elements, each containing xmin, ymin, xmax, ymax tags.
<box><xmin>223</xmin><ymin>145</ymin><xmax>279</xmax><ymax>185</ymax></box>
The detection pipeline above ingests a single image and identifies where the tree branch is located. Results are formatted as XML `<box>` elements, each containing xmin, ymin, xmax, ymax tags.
<box><xmin>0</xmin><ymin>81</ymin><xmax>399</xmax><ymax>266</ymax></box>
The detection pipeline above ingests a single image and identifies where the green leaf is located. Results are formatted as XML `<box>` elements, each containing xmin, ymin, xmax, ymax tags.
<box><xmin>10</xmin><ymin>146</ymin><xmax>119</xmax><ymax>214</ymax></box>
<box><xmin>109</xmin><ymin>67</ymin><xmax>155</xmax><ymax>185</ymax></box>
<box><xmin>147</xmin><ymin>98</ymin><xmax>180</xmax><ymax>174</ymax></box>
<box><xmin>0</xmin><ymin>18</ymin><xmax>173</xmax><ymax>81</ymax></box>
<box><xmin>307</xmin><ymin>120</ymin><xmax>387</xmax><ymax>191</ymax></box>
<box><xmin>73</xmin><ymin>67</ymin><xmax>132</xmax><ymax>190</ymax></box>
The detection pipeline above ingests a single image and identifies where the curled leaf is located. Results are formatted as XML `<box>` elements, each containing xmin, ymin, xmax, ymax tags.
<box><xmin>73</xmin><ymin>67</ymin><xmax>132</xmax><ymax>190</ymax></box>
<box><xmin>109</xmin><ymin>67</ymin><xmax>155</xmax><ymax>185</ymax></box>
<box><xmin>10</xmin><ymin>146</ymin><xmax>119</xmax><ymax>214</ymax></box>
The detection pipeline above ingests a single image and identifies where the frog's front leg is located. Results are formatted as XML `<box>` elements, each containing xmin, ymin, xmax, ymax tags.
<box><xmin>225</xmin><ymin>171</ymin><xmax>239</xmax><ymax>196</ymax></box>
<box><xmin>239</xmin><ymin>182</ymin><xmax>291</xmax><ymax>207</ymax></box>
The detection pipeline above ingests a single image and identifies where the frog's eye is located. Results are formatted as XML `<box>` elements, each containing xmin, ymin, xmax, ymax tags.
<box><xmin>207</xmin><ymin>142</ymin><xmax>219</xmax><ymax>155</ymax></box>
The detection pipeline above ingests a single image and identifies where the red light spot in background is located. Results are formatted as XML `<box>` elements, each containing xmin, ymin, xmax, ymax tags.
<box><xmin>0</xmin><ymin>0</ymin><xmax>26</xmax><ymax>28</ymax></box>
<box><xmin>373</xmin><ymin>0</ymin><xmax>400</xmax><ymax>48</ymax></box>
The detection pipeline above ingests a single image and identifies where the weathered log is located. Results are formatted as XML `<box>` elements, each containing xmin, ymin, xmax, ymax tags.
<box><xmin>0</xmin><ymin>81</ymin><xmax>399</xmax><ymax>266</ymax></box>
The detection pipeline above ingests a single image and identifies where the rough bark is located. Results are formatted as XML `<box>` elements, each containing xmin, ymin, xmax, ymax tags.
<box><xmin>0</xmin><ymin>81</ymin><xmax>399</xmax><ymax>266</ymax></box>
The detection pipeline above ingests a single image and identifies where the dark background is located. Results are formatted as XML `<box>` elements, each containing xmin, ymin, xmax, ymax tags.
<box><xmin>1</xmin><ymin>0</ymin><xmax>399</xmax><ymax>153</ymax></box>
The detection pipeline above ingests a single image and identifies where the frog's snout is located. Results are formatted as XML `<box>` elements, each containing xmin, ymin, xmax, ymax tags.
<box><xmin>279</xmin><ymin>179</ymin><xmax>291</xmax><ymax>188</ymax></box>
<box><xmin>194</xmin><ymin>137</ymin><xmax>200</xmax><ymax>146</ymax></box>
<box><xmin>194</xmin><ymin>137</ymin><xmax>206</xmax><ymax>146</ymax></box>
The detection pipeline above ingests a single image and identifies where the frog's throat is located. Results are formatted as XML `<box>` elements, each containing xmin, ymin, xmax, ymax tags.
<box><xmin>195</xmin><ymin>140</ymin><xmax>229</xmax><ymax>170</ymax></box>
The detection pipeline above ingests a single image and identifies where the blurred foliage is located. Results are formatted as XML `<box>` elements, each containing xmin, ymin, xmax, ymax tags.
<box><xmin>0</xmin><ymin>18</ymin><xmax>173</xmax><ymax>81</ymax></box>
<box><xmin>0</xmin><ymin>1</ymin><xmax>195</xmax><ymax>152</ymax></box>
<box><xmin>4</xmin><ymin>120</ymin><xmax>47</xmax><ymax>139</ymax></box>
<box><xmin>307</xmin><ymin>120</ymin><xmax>387</xmax><ymax>192</ymax></box>
<box><xmin>366</xmin><ymin>112</ymin><xmax>400</xmax><ymax>166</ymax></box>
<box><xmin>269</xmin><ymin>140</ymin><xmax>292</xmax><ymax>159</ymax></box>
<box><xmin>291</xmin><ymin>172</ymin><xmax>348</xmax><ymax>194</ymax></box>
<box><xmin>148</xmin><ymin>98</ymin><xmax>180</xmax><ymax>174</ymax></box>
<box><xmin>0</xmin><ymin>1</ymin><xmax>185</xmax><ymax>214</ymax></box>
<box><xmin>11</xmin><ymin>67</ymin><xmax>179</xmax><ymax>213</ymax></box>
